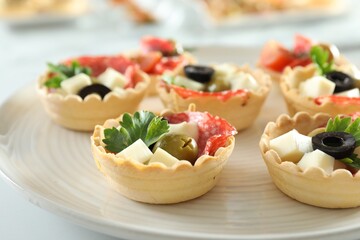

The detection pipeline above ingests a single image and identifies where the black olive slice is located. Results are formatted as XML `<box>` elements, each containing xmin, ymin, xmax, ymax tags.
<box><xmin>184</xmin><ymin>65</ymin><xmax>215</xmax><ymax>83</ymax></box>
<box><xmin>312</xmin><ymin>131</ymin><xmax>356</xmax><ymax>159</ymax></box>
<box><xmin>325</xmin><ymin>71</ymin><xmax>354</xmax><ymax>93</ymax></box>
<box><xmin>78</xmin><ymin>84</ymin><xmax>111</xmax><ymax>99</ymax></box>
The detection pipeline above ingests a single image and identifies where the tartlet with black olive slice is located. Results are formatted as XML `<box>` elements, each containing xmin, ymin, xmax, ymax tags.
<box><xmin>37</xmin><ymin>55</ymin><xmax>150</xmax><ymax>131</ymax></box>
<box><xmin>280</xmin><ymin>45</ymin><xmax>360</xmax><ymax>116</ymax></box>
<box><xmin>156</xmin><ymin>63</ymin><xmax>271</xmax><ymax>131</ymax></box>
<box><xmin>91</xmin><ymin>106</ymin><xmax>236</xmax><ymax>204</ymax></box>
<box><xmin>125</xmin><ymin>36</ymin><xmax>196</xmax><ymax>96</ymax></box>
<box><xmin>259</xmin><ymin>112</ymin><xmax>360</xmax><ymax>208</ymax></box>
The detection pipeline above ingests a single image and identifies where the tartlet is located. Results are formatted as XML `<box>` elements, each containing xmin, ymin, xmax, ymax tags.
<box><xmin>259</xmin><ymin>112</ymin><xmax>360</xmax><ymax>208</ymax></box>
<box><xmin>126</xmin><ymin>36</ymin><xmax>196</xmax><ymax>95</ymax></box>
<box><xmin>37</xmin><ymin>55</ymin><xmax>150</xmax><ymax>131</ymax></box>
<box><xmin>280</xmin><ymin>62</ymin><xmax>360</xmax><ymax>116</ymax></box>
<box><xmin>91</xmin><ymin>106</ymin><xmax>236</xmax><ymax>204</ymax></box>
<box><xmin>258</xmin><ymin>35</ymin><xmax>344</xmax><ymax>82</ymax></box>
<box><xmin>157</xmin><ymin>64</ymin><xmax>271</xmax><ymax>131</ymax></box>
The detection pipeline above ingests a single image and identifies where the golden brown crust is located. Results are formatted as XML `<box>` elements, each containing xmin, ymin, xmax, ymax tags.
<box><xmin>91</xmin><ymin>112</ymin><xmax>235</xmax><ymax>204</ymax></box>
<box><xmin>157</xmin><ymin>64</ymin><xmax>272</xmax><ymax>131</ymax></box>
<box><xmin>37</xmin><ymin>70</ymin><xmax>150</xmax><ymax>131</ymax></box>
<box><xmin>280</xmin><ymin>62</ymin><xmax>359</xmax><ymax>117</ymax></box>
<box><xmin>259</xmin><ymin>112</ymin><xmax>360</xmax><ymax>208</ymax></box>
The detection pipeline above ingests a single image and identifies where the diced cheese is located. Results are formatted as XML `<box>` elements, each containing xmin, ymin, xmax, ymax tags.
<box><xmin>168</xmin><ymin>121</ymin><xmax>199</xmax><ymax>142</ymax></box>
<box><xmin>97</xmin><ymin>67</ymin><xmax>127</xmax><ymax>90</ymax></box>
<box><xmin>60</xmin><ymin>73</ymin><xmax>92</xmax><ymax>94</ymax></box>
<box><xmin>229</xmin><ymin>72</ymin><xmax>259</xmax><ymax>91</ymax></box>
<box><xmin>297</xmin><ymin>149</ymin><xmax>335</xmax><ymax>175</ymax></box>
<box><xmin>269</xmin><ymin>129</ymin><xmax>313</xmax><ymax>163</ymax></box>
<box><xmin>115</xmin><ymin>139</ymin><xmax>153</xmax><ymax>164</ymax></box>
<box><xmin>214</xmin><ymin>64</ymin><xmax>237</xmax><ymax>79</ymax></box>
<box><xmin>148</xmin><ymin>148</ymin><xmax>179</xmax><ymax>167</ymax></box>
<box><xmin>173</xmin><ymin>76</ymin><xmax>205</xmax><ymax>91</ymax></box>
<box><xmin>299</xmin><ymin>76</ymin><xmax>336</xmax><ymax>98</ymax></box>
<box><xmin>335</xmin><ymin>88</ymin><xmax>360</xmax><ymax>98</ymax></box>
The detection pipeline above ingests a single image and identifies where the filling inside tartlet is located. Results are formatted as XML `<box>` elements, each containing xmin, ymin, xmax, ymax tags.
<box><xmin>130</xmin><ymin>36</ymin><xmax>189</xmax><ymax>75</ymax></box>
<box><xmin>270</xmin><ymin>114</ymin><xmax>360</xmax><ymax>175</ymax></box>
<box><xmin>101</xmin><ymin>110</ymin><xmax>237</xmax><ymax>167</ymax></box>
<box><xmin>43</xmin><ymin>56</ymin><xmax>144</xmax><ymax>99</ymax></box>
<box><xmin>161</xmin><ymin>63</ymin><xmax>262</xmax><ymax>100</ymax></box>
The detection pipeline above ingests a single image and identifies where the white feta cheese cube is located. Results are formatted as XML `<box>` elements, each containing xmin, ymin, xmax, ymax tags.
<box><xmin>173</xmin><ymin>76</ymin><xmax>205</xmax><ymax>91</ymax></box>
<box><xmin>97</xmin><ymin>67</ymin><xmax>127</xmax><ymax>90</ymax></box>
<box><xmin>299</xmin><ymin>76</ymin><xmax>336</xmax><ymax>98</ymax></box>
<box><xmin>335</xmin><ymin>88</ymin><xmax>360</xmax><ymax>98</ymax></box>
<box><xmin>168</xmin><ymin>122</ymin><xmax>199</xmax><ymax>142</ymax></box>
<box><xmin>214</xmin><ymin>64</ymin><xmax>237</xmax><ymax>79</ymax></box>
<box><xmin>297</xmin><ymin>149</ymin><xmax>335</xmax><ymax>175</ymax></box>
<box><xmin>60</xmin><ymin>73</ymin><xmax>92</xmax><ymax>94</ymax></box>
<box><xmin>269</xmin><ymin>129</ymin><xmax>313</xmax><ymax>163</ymax></box>
<box><xmin>148</xmin><ymin>148</ymin><xmax>179</xmax><ymax>167</ymax></box>
<box><xmin>229</xmin><ymin>72</ymin><xmax>259</xmax><ymax>91</ymax></box>
<box><xmin>116</xmin><ymin>139</ymin><xmax>153</xmax><ymax>164</ymax></box>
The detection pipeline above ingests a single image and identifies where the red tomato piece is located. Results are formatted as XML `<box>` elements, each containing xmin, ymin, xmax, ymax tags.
<box><xmin>166</xmin><ymin>112</ymin><xmax>237</xmax><ymax>156</ymax></box>
<box><xmin>150</xmin><ymin>56</ymin><xmax>185</xmax><ymax>74</ymax></box>
<box><xmin>65</xmin><ymin>55</ymin><xmax>135</xmax><ymax>77</ymax></box>
<box><xmin>259</xmin><ymin>41</ymin><xmax>295</xmax><ymax>73</ymax></box>
<box><xmin>314</xmin><ymin>96</ymin><xmax>360</xmax><ymax>105</ymax></box>
<box><xmin>294</xmin><ymin>34</ymin><xmax>313</xmax><ymax>55</ymax></box>
<box><xmin>287</xmin><ymin>57</ymin><xmax>312</xmax><ymax>68</ymax></box>
<box><xmin>140</xmin><ymin>36</ymin><xmax>175</xmax><ymax>55</ymax></box>
<box><xmin>136</xmin><ymin>52</ymin><xmax>162</xmax><ymax>73</ymax></box>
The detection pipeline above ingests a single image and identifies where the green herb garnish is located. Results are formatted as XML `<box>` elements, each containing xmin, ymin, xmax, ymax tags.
<box><xmin>310</xmin><ymin>45</ymin><xmax>333</xmax><ymax>75</ymax></box>
<box><xmin>44</xmin><ymin>61</ymin><xmax>92</xmax><ymax>88</ymax></box>
<box><xmin>326</xmin><ymin>116</ymin><xmax>360</xmax><ymax>168</ymax></box>
<box><xmin>102</xmin><ymin>111</ymin><xmax>170</xmax><ymax>153</ymax></box>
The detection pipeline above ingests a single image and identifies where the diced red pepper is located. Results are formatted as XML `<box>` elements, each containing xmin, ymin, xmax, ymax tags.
<box><xmin>294</xmin><ymin>34</ymin><xmax>313</xmax><ymax>55</ymax></box>
<box><xmin>314</xmin><ymin>96</ymin><xmax>360</xmax><ymax>105</ymax></box>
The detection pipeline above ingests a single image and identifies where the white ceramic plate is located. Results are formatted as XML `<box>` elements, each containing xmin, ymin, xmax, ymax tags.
<box><xmin>2</xmin><ymin>47</ymin><xmax>360</xmax><ymax>240</ymax></box>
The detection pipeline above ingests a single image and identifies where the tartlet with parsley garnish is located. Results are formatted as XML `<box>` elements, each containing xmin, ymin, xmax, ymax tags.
<box><xmin>156</xmin><ymin>64</ymin><xmax>271</xmax><ymax>131</ymax></box>
<box><xmin>125</xmin><ymin>36</ymin><xmax>196</xmax><ymax>96</ymax></box>
<box><xmin>280</xmin><ymin>44</ymin><xmax>360</xmax><ymax>116</ymax></box>
<box><xmin>37</xmin><ymin>55</ymin><xmax>150</xmax><ymax>131</ymax></box>
<box><xmin>260</xmin><ymin>112</ymin><xmax>360</xmax><ymax>208</ymax></box>
<box><xmin>91</xmin><ymin>106</ymin><xmax>236</xmax><ymax>204</ymax></box>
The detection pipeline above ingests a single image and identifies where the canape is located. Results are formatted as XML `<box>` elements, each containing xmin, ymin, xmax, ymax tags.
<box><xmin>258</xmin><ymin>35</ymin><xmax>347</xmax><ymax>82</ymax></box>
<box><xmin>91</xmin><ymin>106</ymin><xmax>236</xmax><ymax>204</ymax></box>
<box><xmin>280</xmin><ymin>44</ymin><xmax>360</xmax><ymax>116</ymax></box>
<box><xmin>37</xmin><ymin>55</ymin><xmax>150</xmax><ymax>131</ymax></box>
<box><xmin>157</xmin><ymin>63</ymin><xmax>271</xmax><ymax>131</ymax></box>
<box><xmin>126</xmin><ymin>36</ymin><xmax>196</xmax><ymax>95</ymax></box>
<box><xmin>260</xmin><ymin>112</ymin><xmax>360</xmax><ymax>208</ymax></box>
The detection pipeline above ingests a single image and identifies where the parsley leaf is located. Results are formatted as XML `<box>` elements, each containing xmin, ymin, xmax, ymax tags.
<box><xmin>102</xmin><ymin>111</ymin><xmax>170</xmax><ymax>153</ymax></box>
<box><xmin>44</xmin><ymin>61</ymin><xmax>92</xmax><ymax>88</ymax></box>
<box><xmin>310</xmin><ymin>45</ymin><xmax>333</xmax><ymax>75</ymax></box>
<box><xmin>325</xmin><ymin>116</ymin><xmax>360</xmax><ymax>168</ymax></box>
<box><xmin>44</xmin><ymin>76</ymin><xmax>64</xmax><ymax>88</ymax></box>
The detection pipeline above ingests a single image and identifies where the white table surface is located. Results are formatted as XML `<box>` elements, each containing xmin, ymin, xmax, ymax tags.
<box><xmin>1</xmin><ymin>0</ymin><xmax>360</xmax><ymax>239</ymax></box>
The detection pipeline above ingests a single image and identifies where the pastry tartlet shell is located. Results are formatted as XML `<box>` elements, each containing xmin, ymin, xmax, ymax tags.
<box><xmin>280</xmin><ymin>63</ymin><xmax>359</xmax><ymax>117</ymax></box>
<box><xmin>259</xmin><ymin>112</ymin><xmax>360</xmax><ymax>208</ymax></box>
<box><xmin>91</xmin><ymin>111</ymin><xmax>235</xmax><ymax>204</ymax></box>
<box><xmin>157</xmin><ymin>65</ymin><xmax>272</xmax><ymax>131</ymax></box>
<box><xmin>37</xmin><ymin>71</ymin><xmax>150</xmax><ymax>131</ymax></box>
